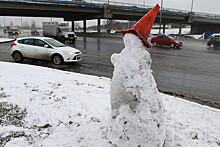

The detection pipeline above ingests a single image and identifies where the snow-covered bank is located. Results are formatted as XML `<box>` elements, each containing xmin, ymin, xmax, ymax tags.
<box><xmin>0</xmin><ymin>38</ymin><xmax>15</xmax><ymax>43</ymax></box>
<box><xmin>0</xmin><ymin>62</ymin><xmax>220</xmax><ymax>147</ymax></box>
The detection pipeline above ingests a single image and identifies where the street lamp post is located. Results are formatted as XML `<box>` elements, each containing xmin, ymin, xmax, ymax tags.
<box><xmin>21</xmin><ymin>17</ymin><xmax>22</xmax><ymax>29</ymax></box>
<box><xmin>159</xmin><ymin>0</ymin><xmax>163</xmax><ymax>34</ymax></box>
<box><xmin>3</xmin><ymin>16</ymin><xmax>5</xmax><ymax>27</ymax></box>
<box><xmin>191</xmin><ymin>0</ymin><xmax>194</xmax><ymax>12</ymax></box>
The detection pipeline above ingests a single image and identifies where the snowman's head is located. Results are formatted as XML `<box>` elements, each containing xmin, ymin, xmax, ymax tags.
<box><xmin>124</xmin><ymin>33</ymin><xmax>143</xmax><ymax>50</ymax></box>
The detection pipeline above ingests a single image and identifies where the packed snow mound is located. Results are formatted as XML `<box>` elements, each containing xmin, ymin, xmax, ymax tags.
<box><xmin>0</xmin><ymin>62</ymin><xmax>220</xmax><ymax>147</ymax></box>
<box><xmin>108</xmin><ymin>33</ymin><xmax>166</xmax><ymax>147</ymax></box>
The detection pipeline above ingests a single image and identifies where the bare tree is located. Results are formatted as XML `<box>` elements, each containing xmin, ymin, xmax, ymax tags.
<box><xmin>23</xmin><ymin>20</ymin><xmax>30</xmax><ymax>28</ymax></box>
<box><xmin>31</xmin><ymin>21</ymin><xmax>37</xmax><ymax>29</ymax></box>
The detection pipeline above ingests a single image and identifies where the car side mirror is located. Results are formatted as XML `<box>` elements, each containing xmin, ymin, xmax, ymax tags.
<box><xmin>44</xmin><ymin>45</ymin><xmax>49</xmax><ymax>48</ymax></box>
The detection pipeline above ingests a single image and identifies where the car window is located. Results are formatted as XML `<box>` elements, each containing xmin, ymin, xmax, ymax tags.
<box><xmin>34</xmin><ymin>39</ymin><xmax>47</xmax><ymax>47</ymax></box>
<box><xmin>17</xmin><ymin>39</ymin><xmax>23</xmax><ymax>43</ymax></box>
<box><xmin>162</xmin><ymin>36</ymin><xmax>169</xmax><ymax>40</ymax></box>
<box><xmin>168</xmin><ymin>36</ymin><xmax>175</xmax><ymax>40</ymax></box>
<box><xmin>44</xmin><ymin>39</ymin><xmax>65</xmax><ymax>47</ymax></box>
<box><xmin>211</xmin><ymin>38</ymin><xmax>216</xmax><ymax>41</ymax></box>
<box><xmin>157</xmin><ymin>36</ymin><xmax>163</xmax><ymax>39</ymax></box>
<box><xmin>208</xmin><ymin>36</ymin><xmax>213</xmax><ymax>39</ymax></box>
<box><xmin>23</xmin><ymin>39</ymin><xmax>34</xmax><ymax>45</ymax></box>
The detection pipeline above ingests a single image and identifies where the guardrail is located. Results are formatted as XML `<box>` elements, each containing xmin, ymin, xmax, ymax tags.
<box><xmin>1</xmin><ymin>0</ymin><xmax>220</xmax><ymax>20</ymax></box>
<box><xmin>86</xmin><ymin>0</ymin><xmax>220</xmax><ymax>20</ymax></box>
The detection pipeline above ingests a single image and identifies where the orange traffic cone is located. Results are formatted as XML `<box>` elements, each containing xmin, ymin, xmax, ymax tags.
<box><xmin>121</xmin><ymin>4</ymin><xmax>160</xmax><ymax>48</ymax></box>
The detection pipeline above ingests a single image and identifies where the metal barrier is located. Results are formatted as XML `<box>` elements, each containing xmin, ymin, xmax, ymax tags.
<box><xmin>1</xmin><ymin>0</ymin><xmax>220</xmax><ymax>20</ymax></box>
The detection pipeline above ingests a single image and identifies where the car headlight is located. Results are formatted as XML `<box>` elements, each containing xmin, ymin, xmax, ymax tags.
<box><xmin>64</xmin><ymin>51</ymin><xmax>75</xmax><ymax>55</ymax></box>
<box><xmin>65</xmin><ymin>35</ymin><xmax>68</xmax><ymax>38</ymax></box>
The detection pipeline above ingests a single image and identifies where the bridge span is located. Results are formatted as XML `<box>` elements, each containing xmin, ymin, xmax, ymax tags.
<box><xmin>0</xmin><ymin>0</ymin><xmax>220</xmax><ymax>34</ymax></box>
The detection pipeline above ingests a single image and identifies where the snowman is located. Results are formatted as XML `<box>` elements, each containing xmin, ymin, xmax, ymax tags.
<box><xmin>108</xmin><ymin>4</ymin><xmax>166</xmax><ymax>147</ymax></box>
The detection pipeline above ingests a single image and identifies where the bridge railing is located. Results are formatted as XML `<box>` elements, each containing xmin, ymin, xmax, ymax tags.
<box><xmin>86</xmin><ymin>0</ymin><xmax>220</xmax><ymax>20</ymax></box>
<box><xmin>1</xmin><ymin>0</ymin><xmax>220</xmax><ymax>20</ymax></box>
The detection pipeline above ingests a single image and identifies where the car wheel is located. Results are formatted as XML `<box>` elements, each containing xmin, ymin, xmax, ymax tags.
<box><xmin>12</xmin><ymin>51</ymin><xmax>23</xmax><ymax>63</ymax></box>
<box><xmin>170</xmin><ymin>43</ymin><xmax>175</xmax><ymax>48</ymax></box>
<box><xmin>153</xmin><ymin>42</ymin><xmax>157</xmax><ymax>46</ymax></box>
<box><xmin>52</xmin><ymin>54</ymin><xmax>63</xmax><ymax>65</ymax></box>
<box><xmin>210</xmin><ymin>44</ymin><xmax>214</xmax><ymax>48</ymax></box>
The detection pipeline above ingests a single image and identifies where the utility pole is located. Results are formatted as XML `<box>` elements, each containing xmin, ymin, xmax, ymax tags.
<box><xmin>159</xmin><ymin>0</ymin><xmax>163</xmax><ymax>34</ymax></box>
<box><xmin>21</xmin><ymin>17</ymin><xmax>22</xmax><ymax>29</ymax></box>
<box><xmin>191</xmin><ymin>0</ymin><xmax>194</xmax><ymax>12</ymax></box>
<box><xmin>3</xmin><ymin>16</ymin><xmax>5</xmax><ymax>27</ymax></box>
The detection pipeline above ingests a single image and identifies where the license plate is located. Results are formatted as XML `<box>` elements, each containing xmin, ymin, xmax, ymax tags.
<box><xmin>70</xmin><ymin>37</ymin><xmax>73</xmax><ymax>39</ymax></box>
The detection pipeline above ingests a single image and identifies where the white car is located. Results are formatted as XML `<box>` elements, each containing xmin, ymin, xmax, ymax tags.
<box><xmin>10</xmin><ymin>37</ymin><xmax>82</xmax><ymax>65</ymax></box>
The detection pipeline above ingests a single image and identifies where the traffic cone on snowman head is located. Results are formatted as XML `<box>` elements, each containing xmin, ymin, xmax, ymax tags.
<box><xmin>121</xmin><ymin>4</ymin><xmax>160</xmax><ymax>48</ymax></box>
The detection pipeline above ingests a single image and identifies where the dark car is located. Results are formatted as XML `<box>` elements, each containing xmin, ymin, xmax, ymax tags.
<box><xmin>207</xmin><ymin>37</ymin><xmax>220</xmax><ymax>48</ymax></box>
<box><xmin>3</xmin><ymin>28</ymin><xmax>7</xmax><ymax>33</ymax></box>
<box><xmin>8</xmin><ymin>29</ymin><xmax>20</xmax><ymax>36</ymax></box>
<box><xmin>31</xmin><ymin>30</ymin><xmax>40</xmax><ymax>36</ymax></box>
<box><xmin>151</xmin><ymin>35</ymin><xmax>183</xmax><ymax>48</ymax></box>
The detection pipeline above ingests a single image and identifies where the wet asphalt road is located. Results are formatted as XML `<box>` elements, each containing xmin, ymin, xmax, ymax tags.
<box><xmin>1</xmin><ymin>34</ymin><xmax>220</xmax><ymax>103</ymax></box>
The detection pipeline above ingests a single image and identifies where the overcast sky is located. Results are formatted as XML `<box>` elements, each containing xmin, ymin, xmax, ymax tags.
<box><xmin>0</xmin><ymin>0</ymin><xmax>219</xmax><ymax>27</ymax></box>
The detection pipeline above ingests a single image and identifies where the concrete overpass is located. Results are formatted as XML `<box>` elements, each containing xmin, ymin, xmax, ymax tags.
<box><xmin>0</xmin><ymin>0</ymin><xmax>220</xmax><ymax>34</ymax></box>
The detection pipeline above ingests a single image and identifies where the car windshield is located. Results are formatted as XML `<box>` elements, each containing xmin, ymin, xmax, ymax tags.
<box><xmin>11</xmin><ymin>29</ymin><xmax>19</xmax><ymax>32</ymax></box>
<box><xmin>44</xmin><ymin>39</ymin><xmax>65</xmax><ymax>47</ymax></box>
<box><xmin>60</xmin><ymin>27</ymin><xmax>72</xmax><ymax>32</ymax></box>
<box><xmin>168</xmin><ymin>36</ymin><xmax>175</xmax><ymax>40</ymax></box>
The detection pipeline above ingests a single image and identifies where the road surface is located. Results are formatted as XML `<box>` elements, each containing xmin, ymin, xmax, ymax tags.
<box><xmin>1</xmin><ymin>34</ymin><xmax>220</xmax><ymax>104</ymax></box>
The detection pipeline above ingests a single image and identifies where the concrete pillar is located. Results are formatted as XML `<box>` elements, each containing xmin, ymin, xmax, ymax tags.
<box><xmin>97</xmin><ymin>19</ymin><xmax>101</xmax><ymax>33</ymax></box>
<box><xmin>179</xmin><ymin>24</ymin><xmax>182</xmax><ymax>37</ymax></box>
<box><xmin>163</xmin><ymin>23</ymin><xmax>166</xmax><ymax>34</ymax></box>
<box><xmin>72</xmin><ymin>21</ymin><xmax>74</xmax><ymax>32</ymax></box>
<box><xmin>83</xmin><ymin>19</ymin><xmax>86</xmax><ymax>33</ymax></box>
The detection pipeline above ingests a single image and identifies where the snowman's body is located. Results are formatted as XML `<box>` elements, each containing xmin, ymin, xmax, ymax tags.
<box><xmin>108</xmin><ymin>33</ymin><xmax>166</xmax><ymax>147</ymax></box>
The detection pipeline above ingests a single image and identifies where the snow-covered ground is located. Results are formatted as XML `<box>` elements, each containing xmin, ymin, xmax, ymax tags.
<box><xmin>0</xmin><ymin>38</ymin><xmax>14</xmax><ymax>43</ymax></box>
<box><xmin>0</xmin><ymin>62</ymin><xmax>220</xmax><ymax>147</ymax></box>
<box><xmin>151</xmin><ymin>28</ymin><xmax>190</xmax><ymax>35</ymax></box>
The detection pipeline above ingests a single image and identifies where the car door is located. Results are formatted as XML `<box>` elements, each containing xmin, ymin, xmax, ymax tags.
<box><xmin>32</xmin><ymin>39</ymin><xmax>52</xmax><ymax>60</ymax></box>
<box><xmin>216</xmin><ymin>38</ymin><xmax>220</xmax><ymax>47</ymax></box>
<box><xmin>162</xmin><ymin>36</ymin><xmax>170</xmax><ymax>46</ymax></box>
<box><xmin>18</xmin><ymin>39</ymin><xmax>34</xmax><ymax>58</ymax></box>
<box><xmin>156</xmin><ymin>36</ymin><xmax>163</xmax><ymax>45</ymax></box>
<box><xmin>212</xmin><ymin>38</ymin><xmax>217</xmax><ymax>46</ymax></box>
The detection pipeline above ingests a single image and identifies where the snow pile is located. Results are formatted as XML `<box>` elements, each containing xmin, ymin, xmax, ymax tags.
<box><xmin>0</xmin><ymin>63</ymin><xmax>111</xmax><ymax>147</ymax></box>
<box><xmin>150</xmin><ymin>28</ymin><xmax>191</xmax><ymax>35</ymax></box>
<box><xmin>163</xmin><ymin>94</ymin><xmax>220</xmax><ymax>147</ymax></box>
<box><xmin>108</xmin><ymin>34</ymin><xmax>165</xmax><ymax>146</ymax></box>
<box><xmin>0</xmin><ymin>38</ymin><xmax>14</xmax><ymax>43</ymax></box>
<box><xmin>0</xmin><ymin>62</ymin><xmax>220</xmax><ymax>147</ymax></box>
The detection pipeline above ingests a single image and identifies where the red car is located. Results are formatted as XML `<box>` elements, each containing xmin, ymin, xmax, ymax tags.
<box><xmin>151</xmin><ymin>35</ymin><xmax>183</xmax><ymax>48</ymax></box>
